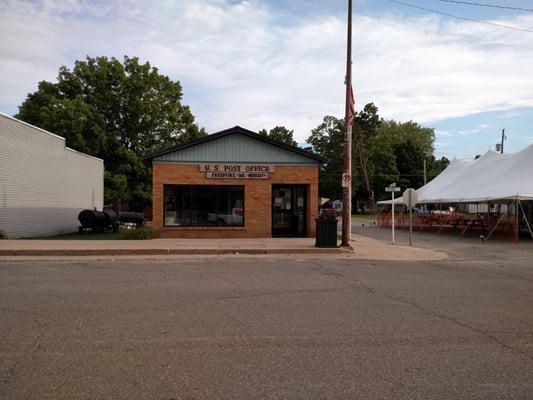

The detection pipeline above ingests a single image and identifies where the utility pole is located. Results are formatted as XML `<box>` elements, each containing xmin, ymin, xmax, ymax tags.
<box><xmin>341</xmin><ymin>0</ymin><xmax>353</xmax><ymax>247</ymax></box>
<box><xmin>500</xmin><ymin>128</ymin><xmax>506</xmax><ymax>154</ymax></box>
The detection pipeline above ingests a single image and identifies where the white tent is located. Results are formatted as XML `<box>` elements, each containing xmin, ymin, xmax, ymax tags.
<box><xmin>379</xmin><ymin>144</ymin><xmax>533</xmax><ymax>205</ymax></box>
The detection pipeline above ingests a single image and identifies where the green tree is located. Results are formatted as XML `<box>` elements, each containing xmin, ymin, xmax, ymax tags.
<box><xmin>258</xmin><ymin>126</ymin><xmax>298</xmax><ymax>147</ymax></box>
<box><xmin>16</xmin><ymin>56</ymin><xmax>205</xmax><ymax>210</ymax></box>
<box><xmin>377</xmin><ymin>120</ymin><xmax>439</xmax><ymax>196</ymax></box>
<box><xmin>427</xmin><ymin>155</ymin><xmax>450</xmax><ymax>181</ymax></box>
<box><xmin>307</xmin><ymin>104</ymin><xmax>393</xmax><ymax>211</ymax></box>
<box><xmin>104</xmin><ymin>172</ymin><xmax>129</xmax><ymax>206</ymax></box>
<box><xmin>306</xmin><ymin>116</ymin><xmax>346</xmax><ymax>201</ymax></box>
<box><xmin>307</xmin><ymin>103</ymin><xmax>443</xmax><ymax>211</ymax></box>
<box><xmin>352</xmin><ymin>103</ymin><xmax>384</xmax><ymax>211</ymax></box>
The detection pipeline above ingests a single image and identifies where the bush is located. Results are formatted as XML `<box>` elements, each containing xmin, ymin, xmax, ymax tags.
<box><xmin>119</xmin><ymin>227</ymin><xmax>153</xmax><ymax>240</ymax></box>
<box><xmin>0</xmin><ymin>230</ymin><xmax>5</xmax><ymax>239</ymax></box>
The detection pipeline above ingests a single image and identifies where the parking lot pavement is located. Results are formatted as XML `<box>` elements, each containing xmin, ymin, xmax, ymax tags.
<box><xmin>1</xmin><ymin>255</ymin><xmax>532</xmax><ymax>399</ymax></box>
<box><xmin>351</xmin><ymin>217</ymin><xmax>533</xmax><ymax>263</ymax></box>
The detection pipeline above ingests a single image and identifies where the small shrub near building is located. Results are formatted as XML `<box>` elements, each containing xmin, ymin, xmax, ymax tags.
<box><xmin>119</xmin><ymin>227</ymin><xmax>153</xmax><ymax>240</ymax></box>
<box><xmin>0</xmin><ymin>230</ymin><xmax>5</xmax><ymax>239</ymax></box>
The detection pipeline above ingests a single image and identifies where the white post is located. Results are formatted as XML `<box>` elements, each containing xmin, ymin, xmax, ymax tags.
<box><xmin>386</xmin><ymin>183</ymin><xmax>401</xmax><ymax>244</ymax></box>
<box><xmin>409</xmin><ymin>203</ymin><xmax>413</xmax><ymax>246</ymax></box>
<box><xmin>391</xmin><ymin>191</ymin><xmax>395</xmax><ymax>244</ymax></box>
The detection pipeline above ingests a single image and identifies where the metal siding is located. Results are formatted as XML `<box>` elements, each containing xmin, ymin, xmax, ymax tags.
<box><xmin>0</xmin><ymin>208</ymin><xmax>84</xmax><ymax>238</ymax></box>
<box><xmin>0</xmin><ymin>114</ymin><xmax>104</xmax><ymax>238</ymax></box>
<box><xmin>154</xmin><ymin>133</ymin><xmax>318</xmax><ymax>164</ymax></box>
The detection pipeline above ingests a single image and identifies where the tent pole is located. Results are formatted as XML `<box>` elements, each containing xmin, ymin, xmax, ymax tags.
<box><xmin>460</xmin><ymin>216</ymin><xmax>473</xmax><ymax>238</ymax></box>
<box><xmin>487</xmin><ymin>212</ymin><xmax>506</xmax><ymax>240</ymax></box>
<box><xmin>437</xmin><ymin>211</ymin><xmax>450</xmax><ymax>235</ymax></box>
<box><xmin>486</xmin><ymin>201</ymin><xmax>491</xmax><ymax>238</ymax></box>
<box><xmin>518</xmin><ymin>200</ymin><xmax>533</xmax><ymax>240</ymax></box>
<box><xmin>454</xmin><ymin>202</ymin><xmax>459</xmax><ymax>233</ymax></box>
<box><xmin>461</xmin><ymin>205</ymin><xmax>465</xmax><ymax>234</ymax></box>
<box><xmin>514</xmin><ymin>197</ymin><xmax>519</xmax><ymax>243</ymax></box>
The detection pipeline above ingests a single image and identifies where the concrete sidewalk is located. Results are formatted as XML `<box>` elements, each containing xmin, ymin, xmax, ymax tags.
<box><xmin>0</xmin><ymin>235</ymin><xmax>448</xmax><ymax>261</ymax></box>
<box><xmin>0</xmin><ymin>238</ymin><xmax>347</xmax><ymax>257</ymax></box>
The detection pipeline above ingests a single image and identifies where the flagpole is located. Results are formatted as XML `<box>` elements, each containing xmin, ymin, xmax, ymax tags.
<box><xmin>341</xmin><ymin>0</ymin><xmax>353</xmax><ymax>247</ymax></box>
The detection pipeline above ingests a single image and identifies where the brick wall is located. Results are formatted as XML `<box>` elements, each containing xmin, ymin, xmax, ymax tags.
<box><xmin>152</xmin><ymin>163</ymin><xmax>319</xmax><ymax>238</ymax></box>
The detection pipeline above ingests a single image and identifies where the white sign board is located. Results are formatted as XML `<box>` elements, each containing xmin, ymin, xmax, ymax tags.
<box><xmin>199</xmin><ymin>164</ymin><xmax>274</xmax><ymax>179</ymax></box>
<box><xmin>199</xmin><ymin>164</ymin><xmax>274</xmax><ymax>173</ymax></box>
<box><xmin>402</xmin><ymin>188</ymin><xmax>418</xmax><ymax>208</ymax></box>
<box><xmin>385</xmin><ymin>183</ymin><xmax>401</xmax><ymax>192</ymax></box>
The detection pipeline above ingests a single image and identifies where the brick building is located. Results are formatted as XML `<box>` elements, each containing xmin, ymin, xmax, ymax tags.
<box><xmin>144</xmin><ymin>126</ymin><xmax>326</xmax><ymax>238</ymax></box>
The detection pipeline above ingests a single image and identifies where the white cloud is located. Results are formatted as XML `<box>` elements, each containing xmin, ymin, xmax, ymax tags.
<box><xmin>456</xmin><ymin>124</ymin><xmax>491</xmax><ymax>136</ymax></box>
<box><xmin>1</xmin><ymin>0</ymin><xmax>533</xmax><ymax>143</ymax></box>
<box><xmin>497</xmin><ymin>110</ymin><xmax>521</xmax><ymax>119</ymax></box>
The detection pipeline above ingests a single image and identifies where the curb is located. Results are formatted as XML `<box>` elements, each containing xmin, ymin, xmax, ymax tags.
<box><xmin>0</xmin><ymin>247</ymin><xmax>349</xmax><ymax>257</ymax></box>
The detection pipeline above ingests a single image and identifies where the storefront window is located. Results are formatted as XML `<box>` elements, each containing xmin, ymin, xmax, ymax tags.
<box><xmin>164</xmin><ymin>185</ymin><xmax>244</xmax><ymax>227</ymax></box>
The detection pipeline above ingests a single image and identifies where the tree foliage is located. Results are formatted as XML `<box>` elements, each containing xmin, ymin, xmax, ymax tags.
<box><xmin>307</xmin><ymin>103</ymin><xmax>449</xmax><ymax>211</ymax></box>
<box><xmin>258</xmin><ymin>126</ymin><xmax>298</xmax><ymax>147</ymax></box>
<box><xmin>16</xmin><ymin>56</ymin><xmax>205</xmax><ymax>210</ymax></box>
<box><xmin>306</xmin><ymin>116</ymin><xmax>346</xmax><ymax>201</ymax></box>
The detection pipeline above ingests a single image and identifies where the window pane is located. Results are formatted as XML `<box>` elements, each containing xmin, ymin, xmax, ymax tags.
<box><xmin>164</xmin><ymin>185</ymin><xmax>189</xmax><ymax>226</ymax></box>
<box><xmin>217</xmin><ymin>187</ymin><xmax>230</xmax><ymax>226</ymax></box>
<box><xmin>164</xmin><ymin>186</ymin><xmax>178</xmax><ymax>226</ymax></box>
<box><xmin>181</xmin><ymin>187</ymin><xmax>192</xmax><ymax>225</ymax></box>
<box><xmin>164</xmin><ymin>185</ymin><xmax>243</xmax><ymax>227</ymax></box>
<box><xmin>213</xmin><ymin>186</ymin><xmax>244</xmax><ymax>227</ymax></box>
<box><xmin>228</xmin><ymin>187</ymin><xmax>244</xmax><ymax>227</ymax></box>
<box><xmin>192</xmin><ymin>186</ymin><xmax>217</xmax><ymax>226</ymax></box>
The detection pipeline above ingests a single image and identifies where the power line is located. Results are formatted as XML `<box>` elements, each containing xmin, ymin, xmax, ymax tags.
<box><xmin>386</xmin><ymin>0</ymin><xmax>533</xmax><ymax>33</ymax></box>
<box><xmin>432</xmin><ymin>0</ymin><xmax>533</xmax><ymax>13</ymax></box>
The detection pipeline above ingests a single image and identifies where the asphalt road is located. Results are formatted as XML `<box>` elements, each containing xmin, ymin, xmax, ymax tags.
<box><xmin>1</xmin><ymin>254</ymin><xmax>533</xmax><ymax>399</ymax></box>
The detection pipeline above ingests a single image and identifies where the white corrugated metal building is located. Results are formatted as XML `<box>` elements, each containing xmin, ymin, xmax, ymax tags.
<box><xmin>0</xmin><ymin>113</ymin><xmax>104</xmax><ymax>238</ymax></box>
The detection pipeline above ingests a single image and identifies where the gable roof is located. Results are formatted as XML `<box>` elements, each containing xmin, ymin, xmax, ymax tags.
<box><xmin>143</xmin><ymin>125</ymin><xmax>327</xmax><ymax>163</ymax></box>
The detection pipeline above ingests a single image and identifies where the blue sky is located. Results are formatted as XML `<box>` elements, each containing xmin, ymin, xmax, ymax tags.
<box><xmin>1</xmin><ymin>0</ymin><xmax>532</xmax><ymax>160</ymax></box>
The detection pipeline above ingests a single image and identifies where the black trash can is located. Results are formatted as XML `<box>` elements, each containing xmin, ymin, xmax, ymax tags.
<box><xmin>315</xmin><ymin>219</ymin><xmax>338</xmax><ymax>248</ymax></box>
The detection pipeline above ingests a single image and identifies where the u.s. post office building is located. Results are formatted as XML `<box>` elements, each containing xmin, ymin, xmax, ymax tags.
<box><xmin>143</xmin><ymin>126</ymin><xmax>326</xmax><ymax>238</ymax></box>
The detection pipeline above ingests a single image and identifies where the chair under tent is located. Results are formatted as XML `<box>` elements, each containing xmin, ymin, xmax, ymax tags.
<box><xmin>377</xmin><ymin>145</ymin><xmax>533</xmax><ymax>243</ymax></box>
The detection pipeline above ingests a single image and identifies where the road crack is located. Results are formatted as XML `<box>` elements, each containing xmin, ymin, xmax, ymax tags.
<box><xmin>354</xmin><ymin>279</ymin><xmax>533</xmax><ymax>363</ymax></box>
<box><xmin>305</xmin><ymin>259</ymin><xmax>533</xmax><ymax>363</ymax></box>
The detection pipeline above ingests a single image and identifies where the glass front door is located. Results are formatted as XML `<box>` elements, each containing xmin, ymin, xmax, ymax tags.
<box><xmin>272</xmin><ymin>185</ymin><xmax>307</xmax><ymax>237</ymax></box>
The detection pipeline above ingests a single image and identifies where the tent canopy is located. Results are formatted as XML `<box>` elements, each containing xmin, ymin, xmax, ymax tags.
<box><xmin>378</xmin><ymin>144</ymin><xmax>533</xmax><ymax>205</ymax></box>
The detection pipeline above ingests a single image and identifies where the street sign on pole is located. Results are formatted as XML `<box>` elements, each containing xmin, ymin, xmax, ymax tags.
<box><xmin>385</xmin><ymin>183</ymin><xmax>401</xmax><ymax>244</ymax></box>
<box><xmin>342</xmin><ymin>172</ymin><xmax>351</xmax><ymax>188</ymax></box>
<box><xmin>402</xmin><ymin>188</ymin><xmax>418</xmax><ymax>246</ymax></box>
<box><xmin>385</xmin><ymin>182</ymin><xmax>401</xmax><ymax>193</ymax></box>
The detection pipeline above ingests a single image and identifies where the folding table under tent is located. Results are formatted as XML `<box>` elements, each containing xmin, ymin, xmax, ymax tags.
<box><xmin>377</xmin><ymin>144</ymin><xmax>533</xmax><ymax>242</ymax></box>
